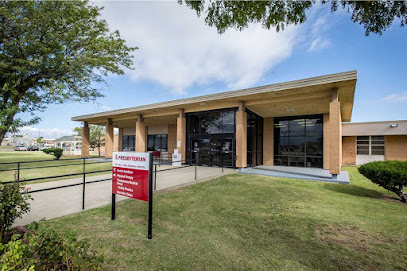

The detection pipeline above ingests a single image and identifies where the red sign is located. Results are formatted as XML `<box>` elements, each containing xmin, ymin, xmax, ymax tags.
<box><xmin>112</xmin><ymin>152</ymin><xmax>151</xmax><ymax>202</ymax></box>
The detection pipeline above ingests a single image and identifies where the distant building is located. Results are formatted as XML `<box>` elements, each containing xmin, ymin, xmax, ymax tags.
<box><xmin>55</xmin><ymin>135</ymin><xmax>82</xmax><ymax>155</ymax></box>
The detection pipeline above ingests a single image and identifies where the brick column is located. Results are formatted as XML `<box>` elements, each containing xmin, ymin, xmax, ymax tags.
<box><xmin>236</xmin><ymin>101</ymin><xmax>247</xmax><ymax>168</ymax></box>
<box><xmin>136</xmin><ymin>115</ymin><xmax>147</xmax><ymax>152</ymax></box>
<box><xmin>176</xmin><ymin>109</ymin><xmax>186</xmax><ymax>160</ymax></box>
<box><xmin>263</xmin><ymin>117</ymin><xmax>274</xmax><ymax>166</ymax></box>
<box><xmin>118</xmin><ymin>128</ymin><xmax>123</xmax><ymax>151</ymax></box>
<box><xmin>329</xmin><ymin>89</ymin><xmax>342</xmax><ymax>176</ymax></box>
<box><xmin>105</xmin><ymin>118</ymin><xmax>114</xmax><ymax>158</ymax></box>
<box><xmin>81</xmin><ymin>121</ymin><xmax>90</xmax><ymax>158</ymax></box>
<box><xmin>323</xmin><ymin>113</ymin><xmax>330</xmax><ymax>169</ymax></box>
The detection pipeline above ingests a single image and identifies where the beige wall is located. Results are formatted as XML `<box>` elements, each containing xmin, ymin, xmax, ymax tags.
<box><xmin>176</xmin><ymin>116</ymin><xmax>186</xmax><ymax>159</ymax></box>
<box><xmin>385</xmin><ymin>135</ymin><xmax>407</xmax><ymax>161</ymax></box>
<box><xmin>148</xmin><ymin>124</ymin><xmax>168</xmax><ymax>135</ymax></box>
<box><xmin>236</xmin><ymin>110</ymin><xmax>247</xmax><ymax>168</ymax></box>
<box><xmin>263</xmin><ymin>117</ymin><xmax>274</xmax><ymax>166</ymax></box>
<box><xmin>105</xmin><ymin>119</ymin><xmax>114</xmax><ymax>158</ymax></box>
<box><xmin>123</xmin><ymin>127</ymin><xmax>135</xmax><ymax>136</ymax></box>
<box><xmin>342</xmin><ymin>136</ymin><xmax>356</xmax><ymax>165</ymax></box>
<box><xmin>113</xmin><ymin>134</ymin><xmax>119</xmax><ymax>152</ymax></box>
<box><xmin>135</xmin><ymin>120</ymin><xmax>147</xmax><ymax>152</ymax></box>
<box><xmin>329</xmin><ymin>101</ymin><xmax>342</xmax><ymax>174</ymax></box>
<box><xmin>323</xmin><ymin>113</ymin><xmax>330</xmax><ymax>169</ymax></box>
<box><xmin>168</xmin><ymin>124</ymin><xmax>177</xmax><ymax>157</ymax></box>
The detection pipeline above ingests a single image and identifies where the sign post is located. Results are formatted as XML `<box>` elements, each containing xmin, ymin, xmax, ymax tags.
<box><xmin>111</xmin><ymin>152</ymin><xmax>154</xmax><ymax>239</ymax></box>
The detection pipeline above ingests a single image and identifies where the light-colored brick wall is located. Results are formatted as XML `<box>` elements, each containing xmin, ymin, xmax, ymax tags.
<box><xmin>168</xmin><ymin>124</ymin><xmax>177</xmax><ymax>157</ymax></box>
<box><xmin>263</xmin><ymin>117</ymin><xmax>274</xmax><ymax>166</ymax></box>
<box><xmin>342</xmin><ymin>136</ymin><xmax>356</xmax><ymax>165</ymax></box>
<box><xmin>385</xmin><ymin>135</ymin><xmax>407</xmax><ymax>161</ymax></box>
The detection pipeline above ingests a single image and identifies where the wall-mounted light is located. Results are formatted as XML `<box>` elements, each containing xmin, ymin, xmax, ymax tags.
<box><xmin>286</xmin><ymin>109</ymin><xmax>294</xmax><ymax>112</ymax></box>
<box><xmin>200</xmin><ymin>102</ymin><xmax>207</xmax><ymax>106</ymax></box>
<box><xmin>390</xmin><ymin>124</ymin><xmax>399</xmax><ymax>128</ymax></box>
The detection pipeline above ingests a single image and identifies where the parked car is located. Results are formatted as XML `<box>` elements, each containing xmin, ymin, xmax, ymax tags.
<box><xmin>40</xmin><ymin>146</ymin><xmax>49</xmax><ymax>151</ymax></box>
<box><xmin>14</xmin><ymin>145</ymin><xmax>27</xmax><ymax>151</ymax></box>
<box><xmin>28</xmin><ymin>145</ymin><xmax>39</xmax><ymax>151</ymax></box>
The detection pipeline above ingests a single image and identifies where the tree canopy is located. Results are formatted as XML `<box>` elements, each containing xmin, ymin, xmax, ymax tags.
<box><xmin>180</xmin><ymin>0</ymin><xmax>407</xmax><ymax>35</ymax></box>
<box><xmin>0</xmin><ymin>1</ymin><xmax>136</xmax><ymax>145</ymax></box>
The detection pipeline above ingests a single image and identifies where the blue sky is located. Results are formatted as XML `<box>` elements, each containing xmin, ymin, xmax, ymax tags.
<box><xmin>17</xmin><ymin>1</ymin><xmax>407</xmax><ymax>139</ymax></box>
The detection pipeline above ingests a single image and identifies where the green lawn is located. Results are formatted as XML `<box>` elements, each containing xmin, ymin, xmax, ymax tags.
<box><xmin>45</xmin><ymin>167</ymin><xmax>407</xmax><ymax>271</ymax></box>
<box><xmin>0</xmin><ymin>151</ymin><xmax>111</xmax><ymax>183</ymax></box>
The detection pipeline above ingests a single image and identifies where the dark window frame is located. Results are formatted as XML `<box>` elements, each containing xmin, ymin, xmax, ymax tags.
<box><xmin>147</xmin><ymin>134</ymin><xmax>168</xmax><ymax>152</ymax></box>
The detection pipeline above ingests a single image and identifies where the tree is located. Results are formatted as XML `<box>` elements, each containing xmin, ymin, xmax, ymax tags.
<box><xmin>36</xmin><ymin>137</ymin><xmax>43</xmax><ymax>144</ymax></box>
<box><xmin>73</xmin><ymin>125</ymin><xmax>105</xmax><ymax>156</ymax></box>
<box><xmin>73</xmin><ymin>127</ymin><xmax>82</xmax><ymax>137</ymax></box>
<box><xmin>0</xmin><ymin>180</ymin><xmax>31</xmax><ymax>243</ymax></box>
<box><xmin>0</xmin><ymin>1</ymin><xmax>136</xmax><ymax>145</ymax></box>
<box><xmin>90</xmin><ymin>125</ymin><xmax>105</xmax><ymax>157</ymax></box>
<box><xmin>359</xmin><ymin>161</ymin><xmax>407</xmax><ymax>202</ymax></box>
<box><xmin>180</xmin><ymin>0</ymin><xmax>407</xmax><ymax>35</ymax></box>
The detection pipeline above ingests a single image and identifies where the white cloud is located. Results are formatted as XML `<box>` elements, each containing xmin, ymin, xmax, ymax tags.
<box><xmin>98</xmin><ymin>1</ymin><xmax>301</xmax><ymax>95</ymax></box>
<box><xmin>307</xmin><ymin>14</ymin><xmax>332</xmax><ymax>52</ymax></box>
<box><xmin>309</xmin><ymin>37</ymin><xmax>332</xmax><ymax>52</ymax></box>
<box><xmin>99</xmin><ymin>105</ymin><xmax>112</xmax><ymax>110</ymax></box>
<box><xmin>12</xmin><ymin>126</ymin><xmax>73</xmax><ymax>139</ymax></box>
<box><xmin>382</xmin><ymin>91</ymin><xmax>407</xmax><ymax>102</ymax></box>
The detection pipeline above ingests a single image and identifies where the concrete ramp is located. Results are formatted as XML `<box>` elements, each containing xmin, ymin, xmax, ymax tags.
<box><xmin>239</xmin><ymin>165</ymin><xmax>350</xmax><ymax>184</ymax></box>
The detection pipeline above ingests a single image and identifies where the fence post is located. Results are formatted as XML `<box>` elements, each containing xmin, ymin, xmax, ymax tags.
<box><xmin>82</xmin><ymin>158</ymin><xmax>86</xmax><ymax>210</ymax></box>
<box><xmin>17</xmin><ymin>162</ymin><xmax>20</xmax><ymax>182</ymax></box>
<box><xmin>154</xmin><ymin>164</ymin><xmax>157</xmax><ymax>191</ymax></box>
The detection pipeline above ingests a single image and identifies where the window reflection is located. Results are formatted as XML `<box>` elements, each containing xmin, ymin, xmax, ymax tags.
<box><xmin>274</xmin><ymin>115</ymin><xmax>323</xmax><ymax>168</ymax></box>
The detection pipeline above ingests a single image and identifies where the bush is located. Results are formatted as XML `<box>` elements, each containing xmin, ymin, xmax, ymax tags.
<box><xmin>0</xmin><ymin>180</ymin><xmax>32</xmax><ymax>243</ymax></box>
<box><xmin>359</xmin><ymin>160</ymin><xmax>407</xmax><ymax>202</ymax></box>
<box><xmin>43</xmin><ymin>148</ymin><xmax>63</xmax><ymax>160</ymax></box>
<box><xmin>0</xmin><ymin>222</ymin><xmax>103</xmax><ymax>270</ymax></box>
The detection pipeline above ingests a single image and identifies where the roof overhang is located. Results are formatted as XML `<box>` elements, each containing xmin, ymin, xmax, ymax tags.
<box><xmin>72</xmin><ymin>70</ymin><xmax>357</xmax><ymax>126</ymax></box>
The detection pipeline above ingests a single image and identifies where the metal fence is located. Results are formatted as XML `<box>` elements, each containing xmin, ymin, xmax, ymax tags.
<box><xmin>0</xmin><ymin>158</ymin><xmax>112</xmax><ymax>210</ymax></box>
<box><xmin>1</xmin><ymin>153</ymin><xmax>236</xmax><ymax>220</ymax></box>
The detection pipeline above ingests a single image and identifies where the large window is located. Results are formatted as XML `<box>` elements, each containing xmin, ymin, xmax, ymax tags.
<box><xmin>274</xmin><ymin>115</ymin><xmax>323</xmax><ymax>168</ymax></box>
<box><xmin>357</xmin><ymin>136</ymin><xmax>384</xmax><ymax>155</ymax></box>
<box><xmin>147</xmin><ymin>134</ymin><xmax>167</xmax><ymax>152</ymax></box>
<box><xmin>122</xmin><ymin>135</ymin><xmax>135</xmax><ymax>151</ymax></box>
<box><xmin>186</xmin><ymin>108</ymin><xmax>236</xmax><ymax>167</ymax></box>
<box><xmin>247</xmin><ymin>110</ymin><xmax>263</xmax><ymax>167</ymax></box>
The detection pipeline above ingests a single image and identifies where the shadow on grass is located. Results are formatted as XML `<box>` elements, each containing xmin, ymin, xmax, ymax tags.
<box><xmin>323</xmin><ymin>183</ymin><xmax>384</xmax><ymax>199</ymax></box>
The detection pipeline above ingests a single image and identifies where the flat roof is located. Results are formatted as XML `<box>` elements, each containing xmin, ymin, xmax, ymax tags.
<box><xmin>72</xmin><ymin>70</ymin><xmax>357</xmax><ymax>124</ymax></box>
<box><xmin>343</xmin><ymin>120</ymin><xmax>407</xmax><ymax>136</ymax></box>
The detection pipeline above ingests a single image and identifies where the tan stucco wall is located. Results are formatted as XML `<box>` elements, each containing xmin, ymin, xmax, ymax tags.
<box><xmin>342</xmin><ymin>136</ymin><xmax>356</xmax><ymax>165</ymax></box>
<box><xmin>123</xmin><ymin>127</ymin><xmax>135</xmax><ymax>136</ymax></box>
<box><xmin>263</xmin><ymin>117</ymin><xmax>274</xmax><ymax>166</ymax></box>
<box><xmin>148</xmin><ymin>124</ymin><xmax>168</xmax><ymax>135</ymax></box>
<box><xmin>385</xmin><ymin>135</ymin><xmax>407</xmax><ymax>161</ymax></box>
<box><xmin>168</xmin><ymin>124</ymin><xmax>177</xmax><ymax>157</ymax></box>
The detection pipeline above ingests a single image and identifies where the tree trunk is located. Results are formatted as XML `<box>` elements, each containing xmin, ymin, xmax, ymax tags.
<box><xmin>383</xmin><ymin>184</ymin><xmax>407</xmax><ymax>202</ymax></box>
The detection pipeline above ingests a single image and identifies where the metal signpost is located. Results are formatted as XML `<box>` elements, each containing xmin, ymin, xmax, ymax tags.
<box><xmin>111</xmin><ymin>152</ymin><xmax>154</xmax><ymax>239</ymax></box>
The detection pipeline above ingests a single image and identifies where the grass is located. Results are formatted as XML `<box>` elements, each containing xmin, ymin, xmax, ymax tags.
<box><xmin>0</xmin><ymin>151</ymin><xmax>111</xmax><ymax>183</ymax></box>
<box><xmin>44</xmin><ymin>167</ymin><xmax>407</xmax><ymax>271</ymax></box>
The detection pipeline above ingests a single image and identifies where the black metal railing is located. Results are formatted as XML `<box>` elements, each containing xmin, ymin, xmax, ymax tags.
<box><xmin>0</xmin><ymin>153</ymin><xmax>237</xmax><ymax>212</ymax></box>
<box><xmin>0</xmin><ymin>157</ymin><xmax>112</xmax><ymax>210</ymax></box>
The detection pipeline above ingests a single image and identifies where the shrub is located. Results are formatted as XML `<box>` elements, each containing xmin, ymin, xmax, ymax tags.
<box><xmin>0</xmin><ymin>222</ymin><xmax>103</xmax><ymax>270</ymax></box>
<box><xmin>43</xmin><ymin>148</ymin><xmax>63</xmax><ymax>160</ymax></box>
<box><xmin>0</xmin><ymin>179</ymin><xmax>32</xmax><ymax>243</ymax></box>
<box><xmin>359</xmin><ymin>160</ymin><xmax>407</xmax><ymax>202</ymax></box>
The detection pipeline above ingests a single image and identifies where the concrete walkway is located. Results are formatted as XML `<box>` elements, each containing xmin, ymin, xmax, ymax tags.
<box><xmin>15</xmin><ymin>165</ymin><xmax>235</xmax><ymax>226</ymax></box>
<box><xmin>240</xmin><ymin>165</ymin><xmax>350</xmax><ymax>184</ymax></box>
